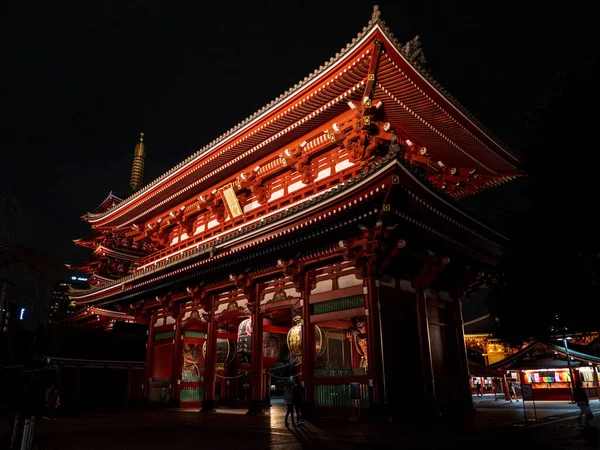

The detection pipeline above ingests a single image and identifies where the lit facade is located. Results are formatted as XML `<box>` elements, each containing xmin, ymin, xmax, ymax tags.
<box><xmin>66</xmin><ymin>6</ymin><xmax>522</xmax><ymax>417</ymax></box>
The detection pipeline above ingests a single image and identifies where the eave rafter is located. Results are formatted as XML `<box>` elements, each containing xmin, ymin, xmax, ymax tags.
<box><xmin>82</xmin><ymin>7</ymin><xmax>520</xmax><ymax>231</ymax></box>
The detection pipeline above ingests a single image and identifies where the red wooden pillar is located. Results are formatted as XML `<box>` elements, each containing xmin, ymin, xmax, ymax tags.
<box><xmin>415</xmin><ymin>278</ymin><xmax>436</xmax><ymax>408</ymax></box>
<box><xmin>248</xmin><ymin>282</ymin><xmax>264</xmax><ymax>413</ymax></box>
<box><xmin>202</xmin><ymin>295</ymin><xmax>217</xmax><ymax>412</ymax></box>
<box><xmin>364</xmin><ymin>275</ymin><xmax>382</xmax><ymax>407</ymax></box>
<box><xmin>144</xmin><ymin>312</ymin><xmax>156</xmax><ymax>400</ymax></box>
<box><xmin>170</xmin><ymin>304</ymin><xmax>183</xmax><ymax>405</ymax></box>
<box><xmin>301</xmin><ymin>272</ymin><xmax>315</xmax><ymax>408</ymax></box>
<box><xmin>454</xmin><ymin>299</ymin><xmax>474</xmax><ymax>411</ymax></box>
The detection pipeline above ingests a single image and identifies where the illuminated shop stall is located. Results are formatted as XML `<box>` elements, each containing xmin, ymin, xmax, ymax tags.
<box><xmin>487</xmin><ymin>341</ymin><xmax>600</xmax><ymax>401</ymax></box>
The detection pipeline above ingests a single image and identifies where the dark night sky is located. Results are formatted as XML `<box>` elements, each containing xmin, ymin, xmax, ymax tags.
<box><xmin>1</xmin><ymin>1</ymin><xmax>596</xmax><ymax>267</ymax></box>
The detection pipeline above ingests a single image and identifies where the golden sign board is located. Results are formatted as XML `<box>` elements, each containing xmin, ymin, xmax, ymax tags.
<box><xmin>219</xmin><ymin>183</ymin><xmax>243</xmax><ymax>219</ymax></box>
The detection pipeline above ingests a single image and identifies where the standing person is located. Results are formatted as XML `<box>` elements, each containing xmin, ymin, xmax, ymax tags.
<box><xmin>475</xmin><ymin>381</ymin><xmax>482</xmax><ymax>397</ymax></box>
<box><xmin>292</xmin><ymin>380</ymin><xmax>305</xmax><ymax>426</ymax></box>
<box><xmin>508</xmin><ymin>381</ymin><xmax>519</xmax><ymax>402</ymax></box>
<box><xmin>283</xmin><ymin>382</ymin><xmax>295</xmax><ymax>427</ymax></box>
<box><xmin>493</xmin><ymin>379</ymin><xmax>500</xmax><ymax>401</ymax></box>
<box><xmin>574</xmin><ymin>380</ymin><xmax>592</xmax><ymax>427</ymax></box>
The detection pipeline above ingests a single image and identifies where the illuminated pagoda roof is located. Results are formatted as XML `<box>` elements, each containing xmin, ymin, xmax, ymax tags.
<box><xmin>68</xmin><ymin>5</ymin><xmax>523</xmax><ymax>308</ymax></box>
<box><xmin>82</xmin><ymin>5</ymin><xmax>521</xmax><ymax>231</ymax></box>
<box><xmin>84</xmin><ymin>191</ymin><xmax>123</xmax><ymax>218</ymax></box>
<box><xmin>66</xmin><ymin>245</ymin><xmax>144</xmax><ymax>273</ymax></box>
<box><xmin>464</xmin><ymin>314</ymin><xmax>499</xmax><ymax>337</ymax></box>
<box><xmin>73</xmin><ymin>228</ymin><xmax>105</xmax><ymax>249</ymax></box>
<box><xmin>63</xmin><ymin>306</ymin><xmax>135</xmax><ymax>324</ymax></box>
<box><xmin>87</xmin><ymin>272</ymin><xmax>118</xmax><ymax>286</ymax></box>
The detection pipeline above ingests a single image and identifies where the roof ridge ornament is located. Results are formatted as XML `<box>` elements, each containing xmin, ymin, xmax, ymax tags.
<box><xmin>372</xmin><ymin>5</ymin><xmax>381</xmax><ymax>22</ymax></box>
<box><xmin>401</xmin><ymin>35</ymin><xmax>428</xmax><ymax>68</ymax></box>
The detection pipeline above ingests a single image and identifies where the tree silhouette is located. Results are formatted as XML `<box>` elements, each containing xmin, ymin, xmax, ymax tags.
<box><xmin>0</xmin><ymin>188</ymin><xmax>63</xmax><ymax>364</ymax></box>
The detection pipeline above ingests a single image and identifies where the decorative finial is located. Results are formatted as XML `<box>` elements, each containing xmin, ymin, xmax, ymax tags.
<box><xmin>372</xmin><ymin>5</ymin><xmax>381</xmax><ymax>21</ymax></box>
<box><xmin>130</xmin><ymin>132</ymin><xmax>146</xmax><ymax>193</ymax></box>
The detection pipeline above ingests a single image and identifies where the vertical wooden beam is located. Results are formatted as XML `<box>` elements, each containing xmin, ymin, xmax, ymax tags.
<box><xmin>415</xmin><ymin>277</ymin><xmax>436</xmax><ymax>409</ymax></box>
<box><xmin>301</xmin><ymin>271</ymin><xmax>315</xmax><ymax>409</ymax></box>
<box><xmin>363</xmin><ymin>274</ymin><xmax>383</xmax><ymax>407</ymax></box>
<box><xmin>454</xmin><ymin>298</ymin><xmax>474</xmax><ymax>411</ymax></box>
<box><xmin>170</xmin><ymin>303</ymin><xmax>183</xmax><ymax>406</ymax></box>
<box><xmin>248</xmin><ymin>282</ymin><xmax>264</xmax><ymax>413</ymax></box>
<box><xmin>144</xmin><ymin>312</ymin><xmax>156</xmax><ymax>401</ymax></box>
<box><xmin>202</xmin><ymin>295</ymin><xmax>218</xmax><ymax>412</ymax></box>
<box><xmin>360</xmin><ymin>39</ymin><xmax>383</xmax><ymax>116</ymax></box>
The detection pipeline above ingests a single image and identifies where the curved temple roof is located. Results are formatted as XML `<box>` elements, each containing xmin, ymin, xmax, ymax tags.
<box><xmin>83</xmin><ymin>5</ymin><xmax>521</xmax><ymax>230</ymax></box>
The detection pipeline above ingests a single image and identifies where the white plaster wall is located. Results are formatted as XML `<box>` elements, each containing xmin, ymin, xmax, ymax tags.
<box><xmin>270</xmin><ymin>189</ymin><xmax>284</xmax><ymax>201</ymax></box>
<box><xmin>243</xmin><ymin>200</ymin><xmax>261</xmax><ymax>213</ymax></box>
<box><xmin>288</xmin><ymin>180</ymin><xmax>306</xmax><ymax>193</ymax></box>
<box><xmin>335</xmin><ymin>159</ymin><xmax>354</xmax><ymax>173</ymax></box>
<box><xmin>215</xmin><ymin>302</ymin><xmax>229</xmax><ymax>314</ymax></box>
<box><xmin>262</xmin><ymin>291</ymin><xmax>275</xmax><ymax>304</ymax></box>
<box><xmin>380</xmin><ymin>276</ymin><xmax>396</xmax><ymax>288</ymax></box>
<box><xmin>194</xmin><ymin>224</ymin><xmax>205</xmax><ymax>235</ymax></box>
<box><xmin>399</xmin><ymin>279</ymin><xmax>415</xmax><ymax>292</ymax></box>
<box><xmin>262</xmin><ymin>287</ymin><xmax>300</xmax><ymax>305</ymax></box>
<box><xmin>315</xmin><ymin>167</ymin><xmax>331</xmax><ymax>182</ymax></box>
<box><xmin>165</xmin><ymin>316</ymin><xmax>176</xmax><ymax>325</ymax></box>
<box><xmin>338</xmin><ymin>274</ymin><xmax>362</xmax><ymax>289</ymax></box>
<box><xmin>311</xmin><ymin>279</ymin><xmax>333</xmax><ymax>294</ymax></box>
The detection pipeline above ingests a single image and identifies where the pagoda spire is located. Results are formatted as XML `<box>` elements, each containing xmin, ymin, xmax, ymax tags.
<box><xmin>129</xmin><ymin>132</ymin><xmax>145</xmax><ymax>193</ymax></box>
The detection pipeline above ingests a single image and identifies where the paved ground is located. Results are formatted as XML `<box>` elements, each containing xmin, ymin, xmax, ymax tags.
<box><xmin>4</xmin><ymin>396</ymin><xmax>600</xmax><ymax>449</ymax></box>
<box><xmin>471</xmin><ymin>394</ymin><xmax>586</xmax><ymax>425</ymax></box>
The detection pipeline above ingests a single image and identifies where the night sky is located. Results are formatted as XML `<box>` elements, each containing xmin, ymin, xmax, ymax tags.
<box><xmin>2</xmin><ymin>1</ymin><xmax>595</xmax><ymax>268</ymax></box>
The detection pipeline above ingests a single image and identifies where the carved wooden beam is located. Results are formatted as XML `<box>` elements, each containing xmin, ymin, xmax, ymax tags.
<box><xmin>418</xmin><ymin>250</ymin><xmax>452</xmax><ymax>286</ymax></box>
<box><xmin>360</xmin><ymin>39</ymin><xmax>383</xmax><ymax>117</ymax></box>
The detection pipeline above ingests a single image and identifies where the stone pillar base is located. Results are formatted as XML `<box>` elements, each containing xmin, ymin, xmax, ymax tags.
<box><xmin>246</xmin><ymin>400</ymin><xmax>264</xmax><ymax>414</ymax></box>
<box><xmin>201</xmin><ymin>399</ymin><xmax>216</xmax><ymax>413</ymax></box>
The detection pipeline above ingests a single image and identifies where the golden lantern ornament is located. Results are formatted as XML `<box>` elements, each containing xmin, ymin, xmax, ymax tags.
<box><xmin>286</xmin><ymin>316</ymin><xmax>325</xmax><ymax>365</ymax></box>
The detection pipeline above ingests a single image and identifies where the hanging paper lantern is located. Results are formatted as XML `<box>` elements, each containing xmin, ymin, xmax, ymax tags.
<box><xmin>202</xmin><ymin>338</ymin><xmax>236</xmax><ymax>364</ymax></box>
<box><xmin>286</xmin><ymin>316</ymin><xmax>325</xmax><ymax>362</ymax></box>
<box><xmin>263</xmin><ymin>330</ymin><xmax>280</xmax><ymax>369</ymax></box>
<box><xmin>236</xmin><ymin>317</ymin><xmax>282</xmax><ymax>369</ymax></box>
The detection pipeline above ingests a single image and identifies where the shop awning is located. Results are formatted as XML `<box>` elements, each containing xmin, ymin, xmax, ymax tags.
<box><xmin>487</xmin><ymin>340</ymin><xmax>600</xmax><ymax>372</ymax></box>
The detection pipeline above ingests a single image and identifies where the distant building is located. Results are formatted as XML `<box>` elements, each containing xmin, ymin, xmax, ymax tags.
<box><xmin>464</xmin><ymin>314</ymin><xmax>518</xmax><ymax>366</ymax></box>
<box><xmin>50</xmin><ymin>281</ymin><xmax>77</xmax><ymax>319</ymax></box>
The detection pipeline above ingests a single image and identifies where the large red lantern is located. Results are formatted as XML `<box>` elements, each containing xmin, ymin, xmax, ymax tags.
<box><xmin>237</xmin><ymin>317</ymin><xmax>281</xmax><ymax>369</ymax></box>
<box><xmin>202</xmin><ymin>338</ymin><xmax>236</xmax><ymax>364</ymax></box>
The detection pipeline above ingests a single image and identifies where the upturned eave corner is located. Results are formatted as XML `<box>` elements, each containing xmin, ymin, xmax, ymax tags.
<box><xmin>80</xmin><ymin>4</ymin><xmax>519</xmax><ymax>233</ymax></box>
